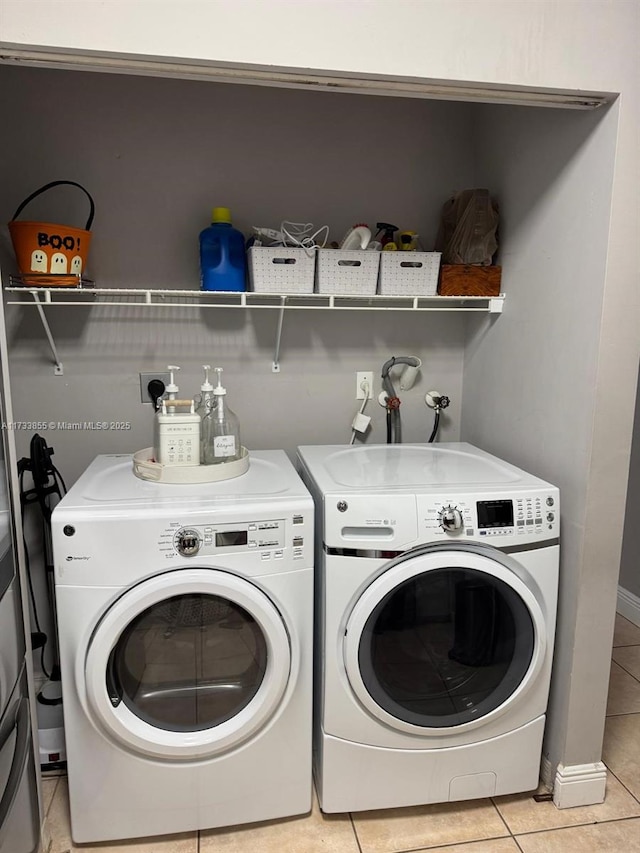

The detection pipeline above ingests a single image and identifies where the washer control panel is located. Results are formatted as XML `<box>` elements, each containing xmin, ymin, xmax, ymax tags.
<box><xmin>172</xmin><ymin>519</ymin><xmax>287</xmax><ymax>557</ymax></box>
<box><xmin>418</xmin><ymin>489</ymin><xmax>559</xmax><ymax>543</ymax></box>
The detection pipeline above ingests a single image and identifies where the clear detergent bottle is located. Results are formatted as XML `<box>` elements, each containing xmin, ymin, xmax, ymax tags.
<box><xmin>199</xmin><ymin>207</ymin><xmax>246</xmax><ymax>292</ymax></box>
<box><xmin>202</xmin><ymin>367</ymin><xmax>242</xmax><ymax>464</ymax></box>
<box><xmin>196</xmin><ymin>364</ymin><xmax>216</xmax><ymax>464</ymax></box>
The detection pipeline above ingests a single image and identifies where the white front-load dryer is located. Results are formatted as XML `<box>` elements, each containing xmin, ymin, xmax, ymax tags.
<box><xmin>297</xmin><ymin>443</ymin><xmax>559</xmax><ymax>813</ymax></box>
<box><xmin>51</xmin><ymin>451</ymin><xmax>313</xmax><ymax>843</ymax></box>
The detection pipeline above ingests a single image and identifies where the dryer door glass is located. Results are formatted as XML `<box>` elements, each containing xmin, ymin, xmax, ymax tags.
<box><xmin>358</xmin><ymin>568</ymin><xmax>534</xmax><ymax>727</ymax></box>
<box><xmin>106</xmin><ymin>593</ymin><xmax>268</xmax><ymax>732</ymax></box>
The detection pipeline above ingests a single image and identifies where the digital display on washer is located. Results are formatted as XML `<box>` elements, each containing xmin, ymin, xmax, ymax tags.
<box><xmin>215</xmin><ymin>530</ymin><xmax>249</xmax><ymax>547</ymax></box>
<box><xmin>477</xmin><ymin>499</ymin><xmax>514</xmax><ymax>529</ymax></box>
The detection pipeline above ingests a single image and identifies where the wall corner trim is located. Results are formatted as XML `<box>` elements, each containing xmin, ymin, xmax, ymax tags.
<box><xmin>540</xmin><ymin>754</ymin><xmax>555</xmax><ymax>789</ymax></box>
<box><xmin>617</xmin><ymin>586</ymin><xmax>640</xmax><ymax>627</ymax></box>
<box><xmin>553</xmin><ymin>762</ymin><xmax>607</xmax><ymax>809</ymax></box>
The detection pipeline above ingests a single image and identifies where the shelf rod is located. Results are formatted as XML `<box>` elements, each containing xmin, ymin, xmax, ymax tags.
<box><xmin>272</xmin><ymin>298</ymin><xmax>286</xmax><ymax>373</ymax></box>
<box><xmin>31</xmin><ymin>292</ymin><xmax>63</xmax><ymax>375</ymax></box>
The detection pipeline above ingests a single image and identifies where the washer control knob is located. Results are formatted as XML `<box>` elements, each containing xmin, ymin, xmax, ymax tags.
<box><xmin>547</xmin><ymin>512</ymin><xmax>555</xmax><ymax>522</ymax></box>
<box><xmin>546</xmin><ymin>496</ymin><xmax>555</xmax><ymax>506</ymax></box>
<box><xmin>176</xmin><ymin>528</ymin><xmax>201</xmax><ymax>557</ymax></box>
<box><xmin>337</xmin><ymin>501</ymin><xmax>348</xmax><ymax>513</ymax></box>
<box><xmin>439</xmin><ymin>505</ymin><xmax>464</xmax><ymax>532</ymax></box>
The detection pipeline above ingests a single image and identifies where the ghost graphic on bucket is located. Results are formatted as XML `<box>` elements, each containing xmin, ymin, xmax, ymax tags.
<box><xmin>30</xmin><ymin>250</ymin><xmax>48</xmax><ymax>272</ymax></box>
<box><xmin>71</xmin><ymin>255</ymin><xmax>82</xmax><ymax>275</ymax></box>
<box><xmin>50</xmin><ymin>253</ymin><xmax>68</xmax><ymax>273</ymax></box>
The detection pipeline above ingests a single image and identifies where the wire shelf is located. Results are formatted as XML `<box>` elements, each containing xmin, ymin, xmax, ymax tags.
<box><xmin>3</xmin><ymin>285</ymin><xmax>504</xmax><ymax>313</ymax></box>
<box><xmin>2</xmin><ymin>283</ymin><xmax>504</xmax><ymax>375</ymax></box>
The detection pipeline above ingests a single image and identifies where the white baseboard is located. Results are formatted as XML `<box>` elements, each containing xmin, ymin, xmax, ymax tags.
<box><xmin>553</xmin><ymin>762</ymin><xmax>607</xmax><ymax>809</ymax></box>
<box><xmin>617</xmin><ymin>586</ymin><xmax>640</xmax><ymax>627</ymax></box>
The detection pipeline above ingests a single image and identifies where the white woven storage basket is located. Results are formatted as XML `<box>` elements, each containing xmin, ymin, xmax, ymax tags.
<box><xmin>316</xmin><ymin>249</ymin><xmax>380</xmax><ymax>295</ymax></box>
<box><xmin>378</xmin><ymin>251</ymin><xmax>441</xmax><ymax>296</ymax></box>
<box><xmin>248</xmin><ymin>246</ymin><xmax>315</xmax><ymax>294</ymax></box>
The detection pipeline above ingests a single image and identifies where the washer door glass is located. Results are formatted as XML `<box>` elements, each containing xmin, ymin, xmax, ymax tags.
<box><xmin>352</xmin><ymin>560</ymin><xmax>538</xmax><ymax>729</ymax></box>
<box><xmin>84</xmin><ymin>569</ymin><xmax>291</xmax><ymax>759</ymax></box>
<box><xmin>106</xmin><ymin>593</ymin><xmax>267</xmax><ymax>732</ymax></box>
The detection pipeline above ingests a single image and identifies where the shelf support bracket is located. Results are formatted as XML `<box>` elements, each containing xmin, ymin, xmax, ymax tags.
<box><xmin>32</xmin><ymin>292</ymin><xmax>63</xmax><ymax>375</ymax></box>
<box><xmin>272</xmin><ymin>298</ymin><xmax>286</xmax><ymax>373</ymax></box>
<box><xmin>489</xmin><ymin>297</ymin><xmax>504</xmax><ymax>314</ymax></box>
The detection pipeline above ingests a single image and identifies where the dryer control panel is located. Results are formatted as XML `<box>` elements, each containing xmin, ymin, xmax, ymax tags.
<box><xmin>173</xmin><ymin>519</ymin><xmax>288</xmax><ymax>557</ymax></box>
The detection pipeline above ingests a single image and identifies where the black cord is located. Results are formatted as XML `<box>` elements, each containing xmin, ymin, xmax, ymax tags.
<box><xmin>19</xmin><ymin>470</ymin><xmax>52</xmax><ymax>680</ymax></box>
<box><xmin>51</xmin><ymin>464</ymin><xmax>67</xmax><ymax>495</ymax></box>
<box><xmin>428</xmin><ymin>409</ymin><xmax>441</xmax><ymax>443</ymax></box>
<box><xmin>386</xmin><ymin>409</ymin><xmax>392</xmax><ymax>444</ymax></box>
<box><xmin>18</xmin><ymin>436</ymin><xmax>67</xmax><ymax>686</ymax></box>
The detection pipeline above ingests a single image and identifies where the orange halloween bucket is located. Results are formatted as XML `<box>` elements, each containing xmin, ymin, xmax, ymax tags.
<box><xmin>8</xmin><ymin>180</ymin><xmax>95</xmax><ymax>286</ymax></box>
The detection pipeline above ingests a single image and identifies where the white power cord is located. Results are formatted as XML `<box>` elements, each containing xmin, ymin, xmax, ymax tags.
<box><xmin>350</xmin><ymin>379</ymin><xmax>371</xmax><ymax>444</ymax></box>
<box><xmin>252</xmin><ymin>221</ymin><xmax>329</xmax><ymax>258</ymax></box>
<box><xmin>281</xmin><ymin>220</ymin><xmax>329</xmax><ymax>257</ymax></box>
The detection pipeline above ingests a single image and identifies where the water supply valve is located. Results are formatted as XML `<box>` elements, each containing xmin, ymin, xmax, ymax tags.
<box><xmin>425</xmin><ymin>391</ymin><xmax>450</xmax><ymax>410</ymax></box>
<box><xmin>378</xmin><ymin>393</ymin><xmax>401</xmax><ymax>409</ymax></box>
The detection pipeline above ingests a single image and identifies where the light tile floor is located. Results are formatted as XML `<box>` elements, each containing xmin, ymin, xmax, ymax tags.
<box><xmin>44</xmin><ymin>614</ymin><xmax>640</xmax><ymax>852</ymax></box>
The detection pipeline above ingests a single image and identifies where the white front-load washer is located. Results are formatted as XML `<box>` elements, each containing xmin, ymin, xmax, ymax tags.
<box><xmin>297</xmin><ymin>443</ymin><xmax>559</xmax><ymax>813</ymax></box>
<box><xmin>51</xmin><ymin>451</ymin><xmax>313</xmax><ymax>843</ymax></box>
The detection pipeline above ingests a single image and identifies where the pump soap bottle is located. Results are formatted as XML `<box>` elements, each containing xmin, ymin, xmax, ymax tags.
<box><xmin>202</xmin><ymin>368</ymin><xmax>242</xmax><ymax>464</ymax></box>
<box><xmin>154</xmin><ymin>365</ymin><xmax>200</xmax><ymax>466</ymax></box>
<box><xmin>196</xmin><ymin>364</ymin><xmax>216</xmax><ymax>464</ymax></box>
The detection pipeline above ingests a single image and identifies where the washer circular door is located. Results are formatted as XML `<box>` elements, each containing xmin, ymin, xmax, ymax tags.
<box><xmin>84</xmin><ymin>568</ymin><xmax>291</xmax><ymax>759</ymax></box>
<box><xmin>343</xmin><ymin>546</ymin><xmax>546</xmax><ymax>735</ymax></box>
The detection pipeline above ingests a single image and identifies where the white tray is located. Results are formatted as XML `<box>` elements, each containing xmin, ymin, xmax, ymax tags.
<box><xmin>133</xmin><ymin>447</ymin><xmax>250</xmax><ymax>483</ymax></box>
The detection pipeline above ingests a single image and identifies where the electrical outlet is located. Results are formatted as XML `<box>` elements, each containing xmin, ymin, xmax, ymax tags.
<box><xmin>139</xmin><ymin>372</ymin><xmax>170</xmax><ymax>404</ymax></box>
<box><xmin>356</xmin><ymin>371</ymin><xmax>374</xmax><ymax>400</ymax></box>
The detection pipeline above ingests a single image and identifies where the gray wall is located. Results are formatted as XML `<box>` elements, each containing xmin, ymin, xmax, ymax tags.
<box><xmin>463</xmin><ymin>102</ymin><xmax>620</xmax><ymax>770</ymax></box>
<box><xmin>620</xmin><ymin>369</ymin><xmax>640</xmax><ymax>598</ymax></box>
<box><xmin>0</xmin><ymin>65</ymin><xmax>477</xmax><ymax>486</ymax></box>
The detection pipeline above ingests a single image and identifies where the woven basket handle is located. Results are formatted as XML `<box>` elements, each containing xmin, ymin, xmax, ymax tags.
<box><xmin>11</xmin><ymin>180</ymin><xmax>95</xmax><ymax>230</ymax></box>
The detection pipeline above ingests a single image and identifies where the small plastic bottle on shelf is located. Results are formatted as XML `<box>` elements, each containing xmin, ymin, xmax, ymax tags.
<box><xmin>199</xmin><ymin>207</ymin><xmax>246</xmax><ymax>292</ymax></box>
<box><xmin>201</xmin><ymin>367</ymin><xmax>242</xmax><ymax>464</ymax></box>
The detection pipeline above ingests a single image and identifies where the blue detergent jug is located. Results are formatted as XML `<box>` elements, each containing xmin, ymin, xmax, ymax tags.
<box><xmin>199</xmin><ymin>207</ymin><xmax>246</xmax><ymax>292</ymax></box>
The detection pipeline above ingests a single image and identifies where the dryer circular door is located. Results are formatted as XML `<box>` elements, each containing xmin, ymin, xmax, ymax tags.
<box><xmin>343</xmin><ymin>545</ymin><xmax>547</xmax><ymax>736</ymax></box>
<box><xmin>83</xmin><ymin>568</ymin><xmax>291</xmax><ymax>759</ymax></box>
